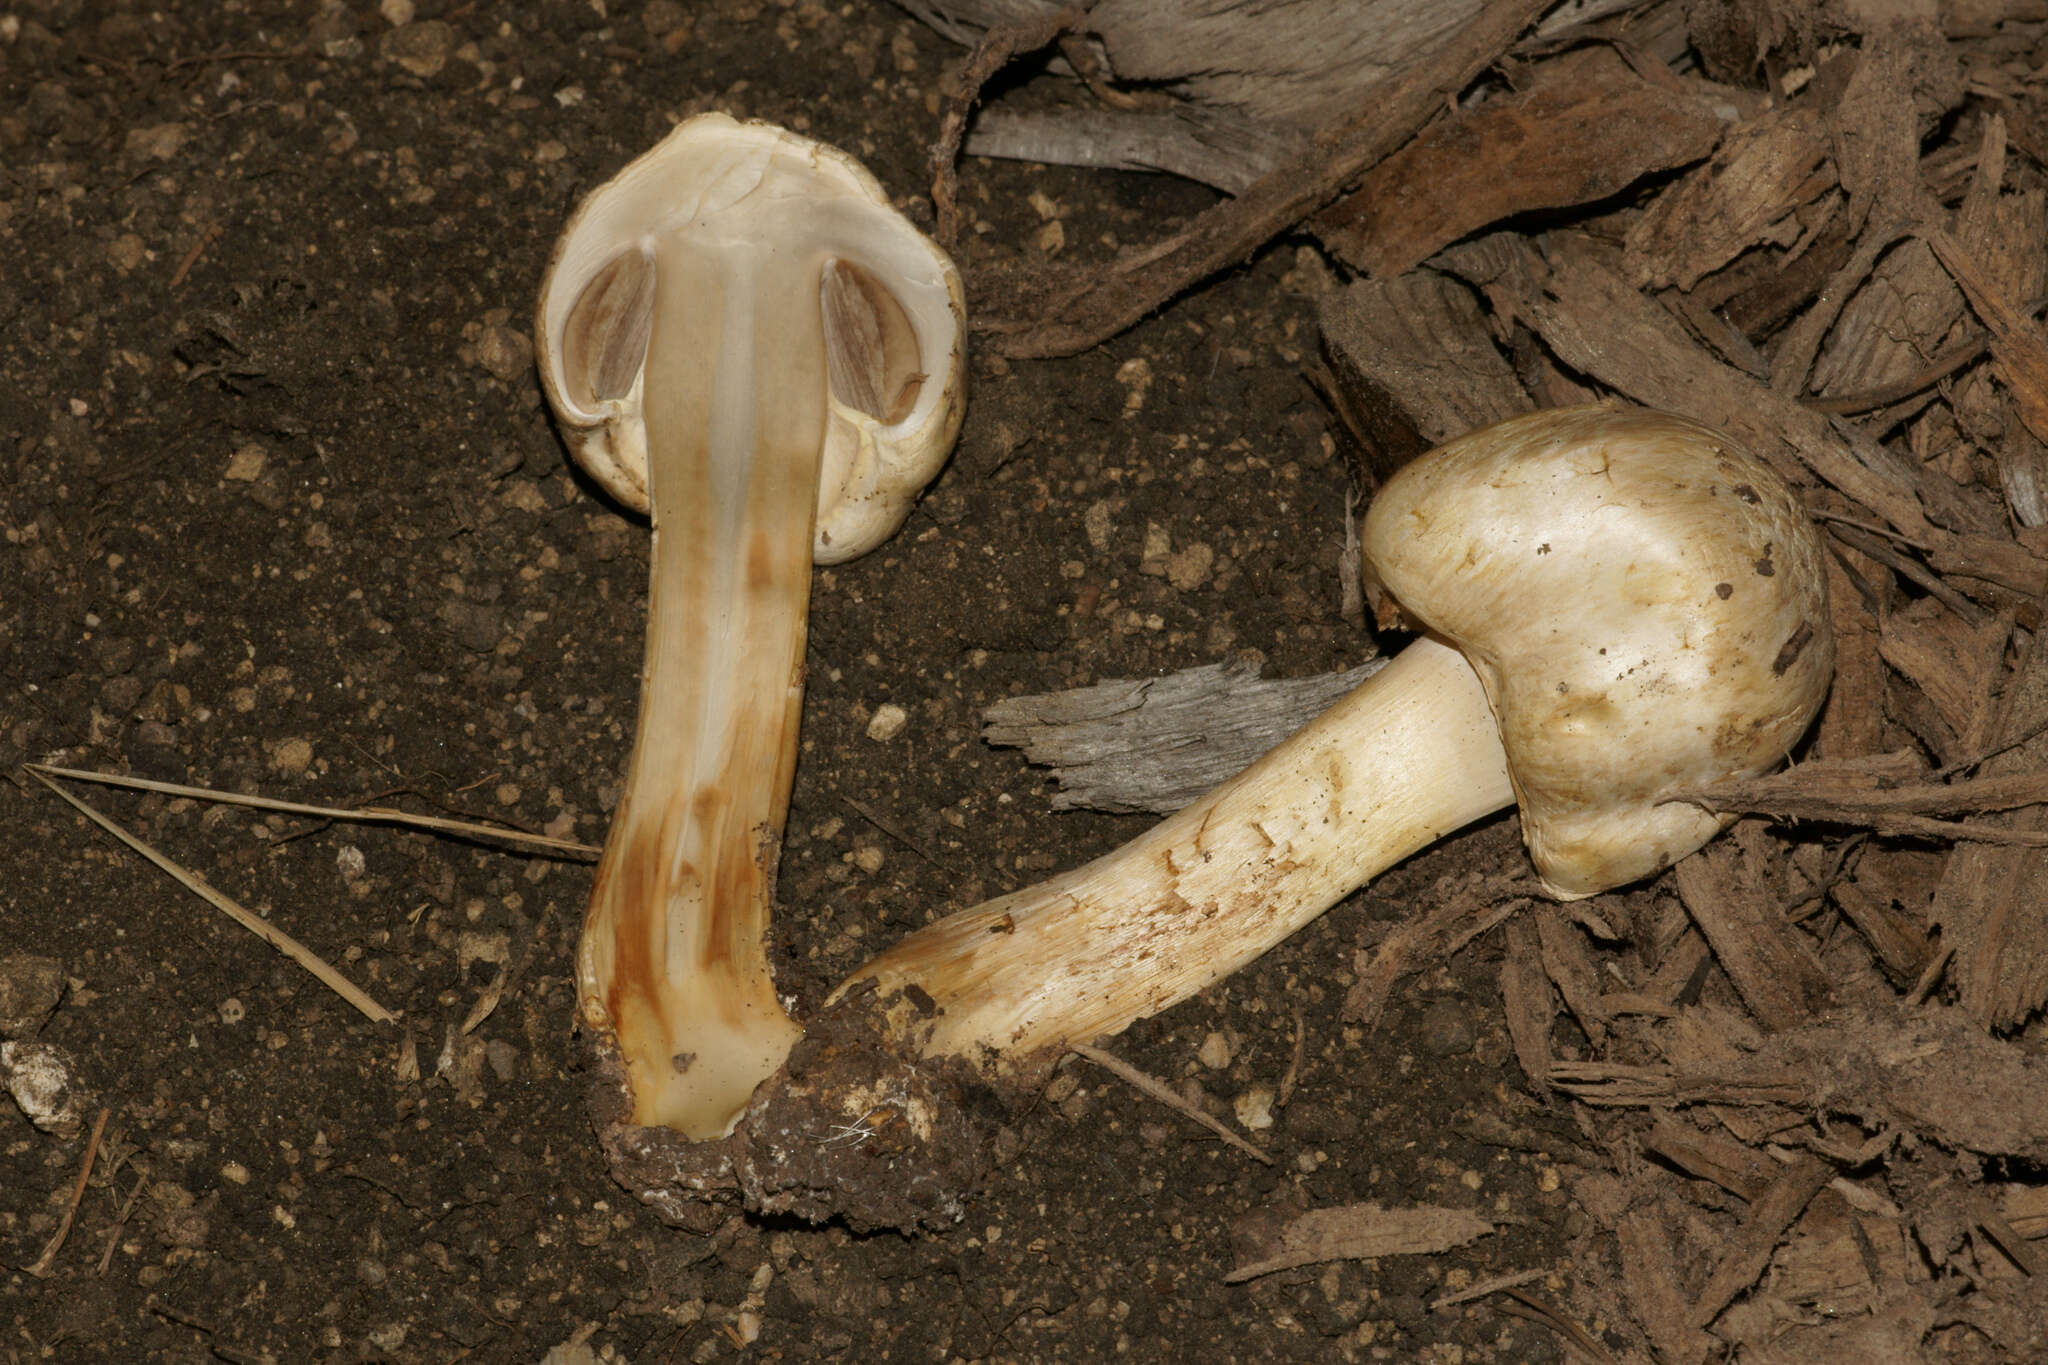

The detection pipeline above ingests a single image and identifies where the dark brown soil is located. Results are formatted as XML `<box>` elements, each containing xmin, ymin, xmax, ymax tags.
<box><xmin>1</xmin><ymin>2</ymin><xmax>1570</xmax><ymax>1359</ymax></box>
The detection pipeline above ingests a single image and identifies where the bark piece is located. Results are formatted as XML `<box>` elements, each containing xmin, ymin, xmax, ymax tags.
<box><xmin>1319</xmin><ymin>271</ymin><xmax>1533</xmax><ymax>452</ymax></box>
<box><xmin>1829</xmin><ymin>874</ymin><xmax>1932</xmax><ymax>986</ymax></box>
<box><xmin>1315</xmin><ymin>46</ymin><xmax>1725</xmax><ymax>278</ymax></box>
<box><xmin>1534</xmin><ymin>904</ymin><xmax>1607</xmax><ymax>1047</ymax></box>
<box><xmin>1828</xmin><ymin>34</ymin><xmax>1928</xmax><ymax>238</ymax></box>
<box><xmin>1811</xmin><ymin>106</ymin><xmax>2007</xmax><ymax>401</ymax></box>
<box><xmin>1815</xmin><ymin>550</ymin><xmax>1889</xmax><ymax>759</ymax></box>
<box><xmin>1681</xmin><ymin>752</ymin><xmax>2048</xmax><ymax>844</ymax></box>
<box><xmin>1685</xmin><ymin>0</ymin><xmax>1821</xmax><ymax>83</ymax></box>
<box><xmin>1086</xmin><ymin>0</ymin><xmax>1483</xmax><ymax>128</ymax></box>
<box><xmin>1876</xmin><ymin>597</ymin><xmax>2007</xmax><ymax>753</ymax></box>
<box><xmin>1930</xmin><ymin>223</ymin><xmax>2048</xmax><ymax>450</ymax></box>
<box><xmin>1344</xmin><ymin>868</ymin><xmax>1532</xmax><ymax>1028</ymax></box>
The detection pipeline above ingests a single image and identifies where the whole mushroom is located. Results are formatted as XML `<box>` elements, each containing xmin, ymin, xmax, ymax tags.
<box><xmin>843</xmin><ymin>404</ymin><xmax>1833</xmax><ymax>1068</ymax></box>
<box><xmin>535</xmin><ymin>114</ymin><xmax>966</xmax><ymax>1140</ymax></box>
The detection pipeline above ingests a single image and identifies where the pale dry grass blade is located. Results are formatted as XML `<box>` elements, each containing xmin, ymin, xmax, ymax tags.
<box><xmin>1070</xmin><ymin>1041</ymin><xmax>1273</xmax><ymax>1166</ymax></box>
<box><xmin>24</xmin><ymin>763</ymin><xmax>601</xmax><ymax>857</ymax></box>
<box><xmin>24</xmin><ymin>1106</ymin><xmax>109</xmax><ymax>1278</ymax></box>
<box><xmin>27</xmin><ymin>769</ymin><xmax>398</xmax><ymax>1025</ymax></box>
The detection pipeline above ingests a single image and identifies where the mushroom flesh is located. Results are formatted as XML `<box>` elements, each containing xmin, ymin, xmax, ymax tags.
<box><xmin>535</xmin><ymin>114</ymin><xmax>965</xmax><ymax>1139</ymax></box>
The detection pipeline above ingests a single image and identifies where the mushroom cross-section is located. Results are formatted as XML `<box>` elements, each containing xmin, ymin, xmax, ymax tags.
<box><xmin>842</xmin><ymin>404</ymin><xmax>1832</xmax><ymax>1066</ymax></box>
<box><xmin>535</xmin><ymin>114</ymin><xmax>965</xmax><ymax>1140</ymax></box>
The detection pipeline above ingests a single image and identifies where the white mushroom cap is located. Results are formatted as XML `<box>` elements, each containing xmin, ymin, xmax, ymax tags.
<box><xmin>1363</xmin><ymin>404</ymin><xmax>1834</xmax><ymax>897</ymax></box>
<box><xmin>534</xmin><ymin>112</ymin><xmax>966</xmax><ymax>563</ymax></box>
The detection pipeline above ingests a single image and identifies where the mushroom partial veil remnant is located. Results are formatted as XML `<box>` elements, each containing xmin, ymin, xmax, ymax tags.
<box><xmin>843</xmin><ymin>404</ymin><xmax>1832</xmax><ymax>1068</ymax></box>
<box><xmin>535</xmin><ymin>114</ymin><xmax>965</xmax><ymax>1140</ymax></box>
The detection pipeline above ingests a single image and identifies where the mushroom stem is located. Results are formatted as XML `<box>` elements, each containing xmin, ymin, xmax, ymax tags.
<box><xmin>843</xmin><ymin>635</ymin><xmax>1515</xmax><ymax>1060</ymax></box>
<box><xmin>577</xmin><ymin>239</ymin><xmax>827</xmax><ymax>1138</ymax></box>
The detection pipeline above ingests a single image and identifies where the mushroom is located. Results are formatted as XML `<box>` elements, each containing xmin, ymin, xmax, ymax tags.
<box><xmin>535</xmin><ymin>114</ymin><xmax>965</xmax><ymax>1139</ymax></box>
<box><xmin>843</xmin><ymin>405</ymin><xmax>1831</xmax><ymax>1066</ymax></box>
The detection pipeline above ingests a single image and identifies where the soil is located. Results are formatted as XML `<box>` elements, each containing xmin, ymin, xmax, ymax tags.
<box><xmin>3</xmin><ymin>2</ymin><xmax>1575</xmax><ymax>1360</ymax></box>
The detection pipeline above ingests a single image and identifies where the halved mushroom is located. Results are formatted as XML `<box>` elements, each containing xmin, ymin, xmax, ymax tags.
<box><xmin>535</xmin><ymin>114</ymin><xmax>966</xmax><ymax>1139</ymax></box>
<box><xmin>842</xmin><ymin>405</ymin><xmax>1832</xmax><ymax>1067</ymax></box>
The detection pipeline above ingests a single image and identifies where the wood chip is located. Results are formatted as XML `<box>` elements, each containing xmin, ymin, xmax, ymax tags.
<box><xmin>1615</xmin><ymin>1204</ymin><xmax>1717</xmax><ymax>1364</ymax></box>
<box><xmin>1225</xmin><ymin>1201</ymin><xmax>1499</xmax><ymax>1283</ymax></box>
<box><xmin>1498</xmin><ymin>914</ymin><xmax>1554</xmax><ymax>1097</ymax></box>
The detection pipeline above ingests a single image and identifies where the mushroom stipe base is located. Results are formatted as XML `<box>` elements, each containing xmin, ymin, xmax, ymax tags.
<box><xmin>586</xmin><ymin>986</ymin><xmax>1008</xmax><ymax>1235</ymax></box>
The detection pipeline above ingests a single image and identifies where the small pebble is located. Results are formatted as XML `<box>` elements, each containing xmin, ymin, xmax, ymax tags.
<box><xmin>865</xmin><ymin>703</ymin><xmax>908</xmax><ymax>742</ymax></box>
<box><xmin>269</xmin><ymin>737</ymin><xmax>314</xmax><ymax>775</ymax></box>
<box><xmin>0</xmin><ymin>955</ymin><xmax>65</xmax><ymax>1038</ymax></box>
<box><xmin>472</xmin><ymin>323</ymin><xmax>532</xmax><ymax>382</ymax></box>
<box><xmin>1416</xmin><ymin>1000</ymin><xmax>1476</xmax><ymax>1057</ymax></box>
<box><xmin>223</xmin><ymin>443</ymin><xmax>268</xmax><ymax>482</ymax></box>
<box><xmin>379</xmin><ymin>20</ymin><xmax>452</xmax><ymax>77</ymax></box>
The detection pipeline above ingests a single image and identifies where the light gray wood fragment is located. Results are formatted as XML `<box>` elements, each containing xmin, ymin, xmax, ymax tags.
<box><xmin>965</xmin><ymin>105</ymin><xmax>1302</xmax><ymax>194</ymax></box>
<box><xmin>983</xmin><ymin>659</ymin><xmax>1381</xmax><ymax>814</ymax></box>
